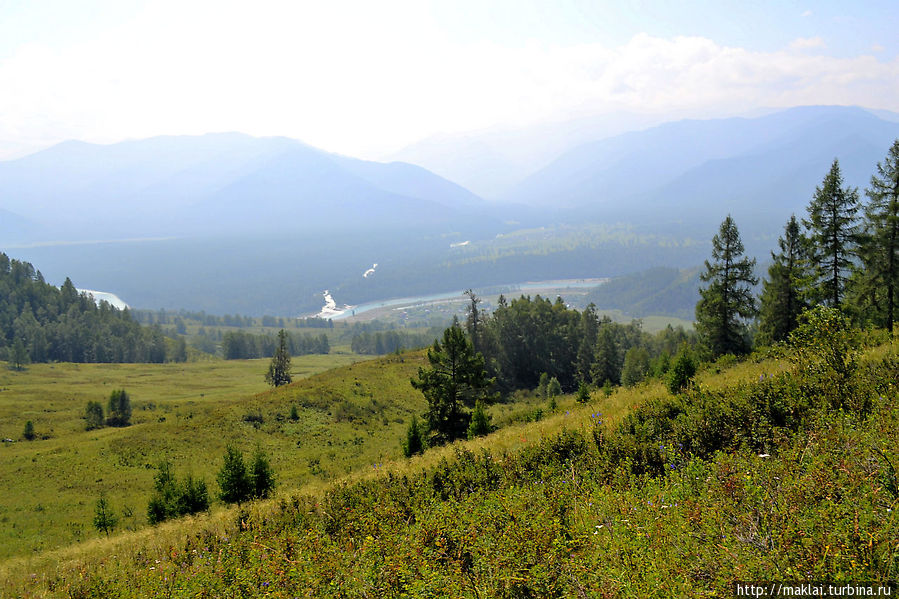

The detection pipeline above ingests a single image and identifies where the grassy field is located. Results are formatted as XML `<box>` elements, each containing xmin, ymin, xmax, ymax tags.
<box><xmin>0</xmin><ymin>352</ymin><xmax>377</xmax><ymax>559</ymax></box>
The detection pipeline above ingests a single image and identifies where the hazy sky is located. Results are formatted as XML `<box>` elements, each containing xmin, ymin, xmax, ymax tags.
<box><xmin>1</xmin><ymin>0</ymin><xmax>897</xmax><ymax>159</ymax></box>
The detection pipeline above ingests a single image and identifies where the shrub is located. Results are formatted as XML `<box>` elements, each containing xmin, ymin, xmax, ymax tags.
<box><xmin>23</xmin><ymin>420</ymin><xmax>35</xmax><ymax>441</ymax></box>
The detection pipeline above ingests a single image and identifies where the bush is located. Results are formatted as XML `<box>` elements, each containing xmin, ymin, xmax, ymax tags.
<box><xmin>23</xmin><ymin>420</ymin><xmax>35</xmax><ymax>441</ymax></box>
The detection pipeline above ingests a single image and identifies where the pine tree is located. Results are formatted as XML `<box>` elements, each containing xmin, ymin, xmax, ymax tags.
<box><xmin>250</xmin><ymin>447</ymin><xmax>276</xmax><ymax>499</ymax></box>
<box><xmin>466</xmin><ymin>400</ymin><xmax>492</xmax><ymax>439</ymax></box>
<box><xmin>217</xmin><ymin>446</ymin><xmax>253</xmax><ymax>505</ymax></box>
<box><xmin>576</xmin><ymin>381</ymin><xmax>591</xmax><ymax>403</ymax></box>
<box><xmin>804</xmin><ymin>159</ymin><xmax>860</xmax><ymax>308</ymax></box>
<box><xmin>265</xmin><ymin>329</ymin><xmax>292</xmax><ymax>387</ymax></box>
<box><xmin>402</xmin><ymin>415</ymin><xmax>425</xmax><ymax>458</ymax></box>
<box><xmin>23</xmin><ymin>420</ymin><xmax>35</xmax><ymax>440</ymax></box>
<box><xmin>695</xmin><ymin>216</ymin><xmax>758</xmax><ymax>357</ymax></box>
<box><xmin>621</xmin><ymin>346</ymin><xmax>650</xmax><ymax>386</ymax></box>
<box><xmin>411</xmin><ymin>323</ymin><xmax>494</xmax><ymax>444</ymax></box>
<box><xmin>858</xmin><ymin>140</ymin><xmax>899</xmax><ymax>331</ymax></box>
<box><xmin>758</xmin><ymin>215</ymin><xmax>812</xmax><ymax>344</ymax></box>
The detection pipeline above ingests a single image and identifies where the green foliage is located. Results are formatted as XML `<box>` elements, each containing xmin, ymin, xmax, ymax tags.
<box><xmin>537</xmin><ymin>372</ymin><xmax>549</xmax><ymax>398</ymax></box>
<box><xmin>667</xmin><ymin>347</ymin><xmax>696</xmax><ymax>394</ymax></box>
<box><xmin>106</xmin><ymin>389</ymin><xmax>131</xmax><ymax>427</ymax></box>
<box><xmin>22</xmin><ymin>420</ymin><xmax>35</xmax><ymax>441</ymax></box>
<box><xmin>402</xmin><ymin>415</ymin><xmax>425</xmax><ymax>458</ymax></box>
<box><xmin>602</xmin><ymin>379</ymin><xmax>613</xmax><ymax>397</ymax></box>
<box><xmin>621</xmin><ymin>346</ymin><xmax>650</xmax><ymax>386</ymax></box>
<box><xmin>787</xmin><ymin>306</ymin><xmax>862</xmax><ymax>413</ymax></box>
<box><xmin>9</xmin><ymin>337</ymin><xmax>29</xmax><ymax>370</ymax></box>
<box><xmin>84</xmin><ymin>401</ymin><xmax>104</xmax><ymax>430</ymax></box>
<box><xmin>758</xmin><ymin>215</ymin><xmax>813</xmax><ymax>345</ymax></box>
<box><xmin>576</xmin><ymin>381</ymin><xmax>591</xmax><ymax>403</ymax></box>
<box><xmin>92</xmin><ymin>496</ymin><xmax>117</xmax><ymax>537</ymax></box>
<box><xmin>804</xmin><ymin>159</ymin><xmax>861</xmax><ymax>308</ymax></box>
<box><xmin>546</xmin><ymin>376</ymin><xmax>562</xmax><ymax>398</ymax></box>
<box><xmin>264</xmin><ymin>329</ymin><xmax>292</xmax><ymax>387</ymax></box>
<box><xmin>856</xmin><ymin>139</ymin><xmax>899</xmax><ymax>332</ymax></box>
<box><xmin>411</xmin><ymin>323</ymin><xmax>494</xmax><ymax>444</ymax></box>
<box><xmin>224</xmin><ymin>330</ymin><xmax>329</xmax><ymax>359</ymax></box>
<box><xmin>147</xmin><ymin>461</ymin><xmax>210</xmax><ymax>525</ymax></box>
<box><xmin>217</xmin><ymin>446</ymin><xmax>253</xmax><ymax>505</ymax></box>
<box><xmin>250</xmin><ymin>447</ymin><xmax>276</xmax><ymax>500</ymax></box>
<box><xmin>289</xmin><ymin>404</ymin><xmax>299</xmax><ymax>421</ymax></box>
<box><xmin>695</xmin><ymin>215</ymin><xmax>758</xmax><ymax>357</ymax></box>
<box><xmin>466</xmin><ymin>401</ymin><xmax>493</xmax><ymax>439</ymax></box>
<box><xmin>0</xmin><ymin>254</ymin><xmax>171</xmax><ymax>364</ymax></box>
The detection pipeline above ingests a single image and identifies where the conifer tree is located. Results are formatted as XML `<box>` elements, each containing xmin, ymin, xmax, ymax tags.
<box><xmin>106</xmin><ymin>389</ymin><xmax>132</xmax><ymax>427</ymax></box>
<box><xmin>411</xmin><ymin>322</ymin><xmax>494</xmax><ymax>444</ymax></box>
<box><xmin>265</xmin><ymin>329</ymin><xmax>292</xmax><ymax>387</ymax></box>
<box><xmin>217</xmin><ymin>446</ymin><xmax>253</xmax><ymax>505</ymax></box>
<box><xmin>695</xmin><ymin>215</ymin><xmax>758</xmax><ymax>357</ymax></box>
<box><xmin>93</xmin><ymin>496</ymin><xmax>117</xmax><ymax>537</ymax></box>
<box><xmin>250</xmin><ymin>447</ymin><xmax>276</xmax><ymax>499</ymax></box>
<box><xmin>804</xmin><ymin>159</ymin><xmax>860</xmax><ymax>308</ymax></box>
<box><xmin>857</xmin><ymin>140</ymin><xmax>899</xmax><ymax>331</ymax></box>
<box><xmin>758</xmin><ymin>215</ymin><xmax>812</xmax><ymax>344</ymax></box>
<box><xmin>402</xmin><ymin>415</ymin><xmax>425</xmax><ymax>457</ymax></box>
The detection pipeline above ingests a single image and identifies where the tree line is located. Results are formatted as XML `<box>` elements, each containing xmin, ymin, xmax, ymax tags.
<box><xmin>0</xmin><ymin>255</ymin><xmax>181</xmax><ymax>364</ymax></box>
<box><xmin>221</xmin><ymin>330</ymin><xmax>329</xmax><ymax>360</ymax></box>
<box><xmin>697</xmin><ymin>142</ymin><xmax>899</xmax><ymax>356</ymax></box>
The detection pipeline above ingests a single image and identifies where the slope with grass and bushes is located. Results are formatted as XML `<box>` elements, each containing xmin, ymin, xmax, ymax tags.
<box><xmin>4</xmin><ymin>308</ymin><xmax>895</xmax><ymax>597</ymax></box>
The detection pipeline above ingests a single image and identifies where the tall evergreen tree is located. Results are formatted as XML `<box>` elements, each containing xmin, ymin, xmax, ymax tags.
<box><xmin>217</xmin><ymin>446</ymin><xmax>253</xmax><ymax>505</ymax></box>
<box><xmin>411</xmin><ymin>322</ymin><xmax>494</xmax><ymax>444</ymax></box>
<box><xmin>106</xmin><ymin>389</ymin><xmax>132</xmax><ymax>427</ymax></box>
<box><xmin>858</xmin><ymin>140</ymin><xmax>899</xmax><ymax>331</ymax></box>
<box><xmin>804</xmin><ymin>159</ymin><xmax>860</xmax><ymax>308</ymax></box>
<box><xmin>695</xmin><ymin>216</ymin><xmax>758</xmax><ymax>357</ymax></box>
<box><xmin>463</xmin><ymin>289</ymin><xmax>482</xmax><ymax>354</ymax></box>
<box><xmin>265</xmin><ymin>329</ymin><xmax>292</xmax><ymax>387</ymax></box>
<box><xmin>758</xmin><ymin>215</ymin><xmax>812</xmax><ymax>344</ymax></box>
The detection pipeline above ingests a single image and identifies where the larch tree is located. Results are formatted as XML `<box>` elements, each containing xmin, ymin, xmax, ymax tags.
<box><xmin>858</xmin><ymin>140</ymin><xmax>899</xmax><ymax>331</ymax></box>
<box><xmin>804</xmin><ymin>159</ymin><xmax>860</xmax><ymax>308</ymax></box>
<box><xmin>695</xmin><ymin>215</ymin><xmax>758</xmax><ymax>357</ymax></box>
<box><xmin>758</xmin><ymin>215</ymin><xmax>812</xmax><ymax>344</ymax></box>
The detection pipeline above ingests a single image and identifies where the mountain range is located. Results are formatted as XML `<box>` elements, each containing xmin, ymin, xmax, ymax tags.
<box><xmin>2</xmin><ymin>105</ymin><xmax>897</xmax><ymax>315</ymax></box>
<box><xmin>0</xmin><ymin>133</ymin><xmax>488</xmax><ymax>241</ymax></box>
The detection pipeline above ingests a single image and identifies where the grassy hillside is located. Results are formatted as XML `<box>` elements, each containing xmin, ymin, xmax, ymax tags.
<box><xmin>0</xmin><ymin>352</ymin><xmax>402</xmax><ymax>559</ymax></box>
<box><xmin>6</xmin><ymin>331</ymin><xmax>894</xmax><ymax>597</ymax></box>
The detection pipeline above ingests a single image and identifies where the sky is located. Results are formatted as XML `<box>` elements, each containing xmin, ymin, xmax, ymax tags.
<box><xmin>0</xmin><ymin>0</ymin><xmax>897</xmax><ymax>160</ymax></box>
